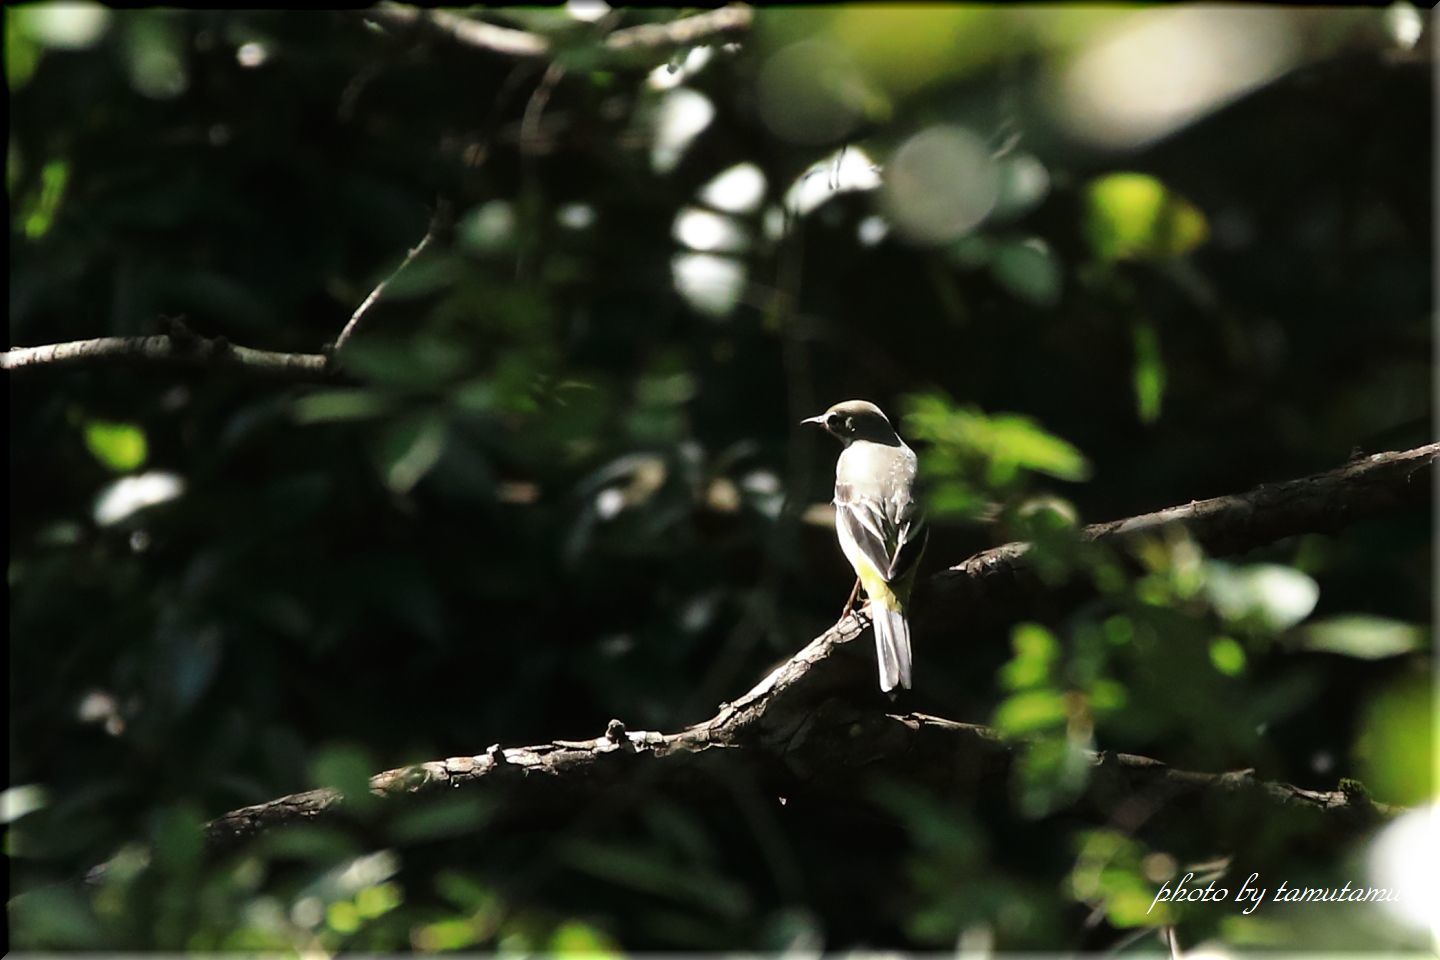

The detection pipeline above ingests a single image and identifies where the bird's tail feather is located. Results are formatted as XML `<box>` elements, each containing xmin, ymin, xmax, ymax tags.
<box><xmin>872</xmin><ymin>605</ymin><xmax>912</xmax><ymax>693</ymax></box>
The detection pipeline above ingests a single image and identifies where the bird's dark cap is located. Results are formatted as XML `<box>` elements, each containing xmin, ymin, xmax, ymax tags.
<box><xmin>801</xmin><ymin>399</ymin><xmax>900</xmax><ymax>445</ymax></box>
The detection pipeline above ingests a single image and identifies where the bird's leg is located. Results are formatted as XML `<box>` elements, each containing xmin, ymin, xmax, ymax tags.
<box><xmin>840</xmin><ymin>577</ymin><xmax>862</xmax><ymax>620</ymax></box>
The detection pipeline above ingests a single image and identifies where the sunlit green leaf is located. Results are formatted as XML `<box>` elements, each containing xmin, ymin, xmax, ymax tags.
<box><xmin>549</xmin><ymin>919</ymin><xmax>620</xmax><ymax>955</ymax></box>
<box><xmin>355</xmin><ymin>881</ymin><xmax>402</xmax><ymax>919</ymax></box>
<box><xmin>1132</xmin><ymin>321</ymin><xmax>1166</xmax><ymax>423</ymax></box>
<box><xmin>903</xmin><ymin>393</ymin><xmax>1092</xmax><ymax>488</ymax></box>
<box><xmin>1299</xmin><ymin>616</ymin><xmax>1425</xmax><ymax>659</ymax></box>
<box><xmin>326</xmin><ymin>900</ymin><xmax>360</xmax><ymax>934</ymax></box>
<box><xmin>415</xmin><ymin>917</ymin><xmax>480</xmax><ymax>951</ymax></box>
<box><xmin>1001</xmin><ymin>622</ymin><xmax>1059</xmax><ymax>690</ymax></box>
<box><xmin>21</xmin><ymin>158</ymin><xmax>68</xmax><ymax>239</ymax></box>
<box><xmin>1209</xmin><ymin>636</ymin><xmax>1246</xmax><ymax>675</ymax></box>
<box><xmin>994</xmin><ymin>688</ymin><xmax>1067</xmax><ymax>735</ymax></box>
<box><xmin>1068</xmin><ymin>831</ymin><xmax>1171</xmax><ymax>928</ymax></box>
<box><xmin>5</xmin><ymin>9</ymin><xmax>41</xmax><ymax>89</ymax></box>
<box><xmin>1085</xmin><ymin>172</ymin><xmax>1208</xmax><ymax>261</ymax></box>
<box><xmin>985</xmin><ymin>413</ymin><xmax>1091</xmax><ymax>483</ymax></box>
<box><xmin>83</xmin><ymin>420</ymin><xmax>147</xmax><ymax>472</ymax></box>
<box><xmin>1353</xmin><ymin>675</ymin><xmax>1434</xmax><ymax>805</ymax></box>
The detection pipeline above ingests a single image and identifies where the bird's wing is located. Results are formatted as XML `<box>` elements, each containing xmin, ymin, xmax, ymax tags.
<box><xmin>887</xmin><ymin>504</ymin><xmax>928</xmax><ymax>582</ymax></box>
<box><xmin>834</xmin><ymin>486</ymin><xmax>898</xmax><ymax>579</ymax></box>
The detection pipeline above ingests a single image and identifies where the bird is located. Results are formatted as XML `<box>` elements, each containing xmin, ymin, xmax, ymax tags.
<box><xmin>802</xmin><ymin>400</ymin><xmax>928</xmax><ymax>693</ymax></box>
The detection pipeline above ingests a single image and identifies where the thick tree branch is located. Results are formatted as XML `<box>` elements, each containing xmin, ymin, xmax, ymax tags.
<box><xmin>921</xmin><ymin>442</ymin><xmax>1438</xmax><ymax>630</ymax></box>
<box><xmin>1</xmin><ymin>334</ymin><xmax>339</xmax><ymax>383</ymax></box>
<box><xmin>204</xmin><ymin>444</ymin><xmax>1431</xmax><ymax>851</ymax></box>
<box><xmin>206</xmin><ymin>699</ymin><xmax>1393</xmax><ymax>852</ymax></box>
<box><xmin>364</xmin><ymin>4</ymin><xmax>753</xmax><ymax>60</ymax></box>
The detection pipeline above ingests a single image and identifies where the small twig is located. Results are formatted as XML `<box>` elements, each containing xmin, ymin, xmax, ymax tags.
<box><xmin>519</xmin><ymin>61</ymin><xmax>567</xmax><ymax>158</ymax></box>
<box><xmin>333</xmin><ymin>206</ymin><xmax>446</xmax><ymax>352</ymax></box>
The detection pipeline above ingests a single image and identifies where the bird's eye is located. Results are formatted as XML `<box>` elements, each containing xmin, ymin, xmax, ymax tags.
<box><xmin>827</xmin><ymin>414</ymin><xmax>842</xmax><ymax>429</ymax></box>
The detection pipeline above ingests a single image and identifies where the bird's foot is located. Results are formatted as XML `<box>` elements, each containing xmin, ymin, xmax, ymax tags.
<box><xmin>839</xmin><ymin>577</ymin><xmax>862</xmax><ymax>621</ymax></box>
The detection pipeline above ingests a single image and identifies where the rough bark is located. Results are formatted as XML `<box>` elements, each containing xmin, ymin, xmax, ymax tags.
<box><xmin>204</xmin><ymin>444</ymin><xmax>1432</xmax><ymax>851</ymax></box>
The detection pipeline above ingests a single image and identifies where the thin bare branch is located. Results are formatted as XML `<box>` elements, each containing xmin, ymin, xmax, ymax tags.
<box><xmin>334</xmin><ymin>206</ymin><xmax>445</xmax><ymax>352</ymax></box>
<box><xmin>363</xmin><ymin>4</ymin><xmax>753</xmax><ymax>60</ymax></box>
<box><xmin>1</xmin><ymin>334</ymin><xmax>336</xmax><ymax>382</ymax></box>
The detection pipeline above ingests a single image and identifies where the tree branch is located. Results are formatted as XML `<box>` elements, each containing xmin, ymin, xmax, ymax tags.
<box><xmin>204</xmin><ymin>444</ymin><xmax>1432</xmax><ymax>851</ymax></box>
<box><xmin>364</xmin><ymin>4</ymin><xmax>753</xmax><ymax>60</ymax></box>
<box><xmin>921</xmin><ymin>442</ymin><xmax>1437</xmax><ymax>630</ymax></box>
<box><xmin>1</xmin><ymin>334</ymin><xmax>339</xmax><ymax>383</ymax></box>
<box><xmin>334</xmin><ymin>205</ymin><xmax>445</xmax><ymax>352</ymax></box>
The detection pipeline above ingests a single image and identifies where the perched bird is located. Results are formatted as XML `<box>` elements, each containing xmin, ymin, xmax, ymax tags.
<box><xmin>802</xmin><ymin>400</ymin><xmax>928</xmax><ymax>693</ymax></box>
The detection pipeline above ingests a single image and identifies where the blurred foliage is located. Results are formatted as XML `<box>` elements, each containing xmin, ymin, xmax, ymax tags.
<box><xmin>8</xmin><ymin>3</ymin><xmax>1433</xmax><ymax>953</ymax></box>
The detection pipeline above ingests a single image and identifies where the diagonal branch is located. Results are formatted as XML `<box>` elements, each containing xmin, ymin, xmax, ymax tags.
<box><xmin>203</xmin><ymin>444</ymin><xmax>1432</xmax><ymax>851</ymax></box>
<box><xmin>333</xmin><ymin>205</ymin><xmax>446</xmax><ymax>352</ymax></box>
<box><xmin>921</xmin><ymin>442</ymin><xmax>1437</xmax><ymax>630</ymax></box>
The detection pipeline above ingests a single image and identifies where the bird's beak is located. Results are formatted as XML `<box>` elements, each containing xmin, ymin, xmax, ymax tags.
<box><xmin>800</xmin><ymin>414</ymin><xmax>826</xmax><ymax>426</ymax></box>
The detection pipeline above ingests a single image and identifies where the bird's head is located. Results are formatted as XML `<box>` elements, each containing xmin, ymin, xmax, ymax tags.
<box><xmin>801</xmin><ymin>399</ymin><xmax>901</xmax><ymax>446</ymax></box>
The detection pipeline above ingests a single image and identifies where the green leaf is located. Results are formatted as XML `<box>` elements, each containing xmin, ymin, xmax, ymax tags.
<box><xmin>1085</xmin><ymin>172</ymin><xmax>1208</xmax><ymax>261</ymax></box>
<box><xmin>903</xmin><ymin>393</ymin><xmax>1092</xmax><ymax>488</ymax></box>
<box><xmin>1209</xmin><ymin>636</ymin><xmax>1246</xmax><ymax>675</ymax></box>
<box><xmin>355</xmin><ymin>881</ymin><xmax>402</xmax><ymax>919</ymax></box>
<box><xmin>292</xmin><ymin>390</ymin><xmax>397</xmax><ymax>424</ymax></box>
<box><xmin>1014</xmin><ymin>734</ymin><xmax>1091</xmax><ymax>819</ymax></box>
<box><xmin>21</xmin><ymin>158</ymin><xmax>69</xmax><ymax>239</ymax></box>
<box><xmin>993</xmin><ymin>688</ymin><xmax>1067</xmax><ymax>735</ymax></box>
<box><xmin>150</xmin><ymin>803</ymin><xmax>203</xmax><ymax>872</ymax></box>
<box><xmin>83</xmin><ymin>420</ymin><xmax>147</xmax><ymax>472</ymax></box>
<box><xmin>990</xmin><ymin>237</ymin><xmax>1062</xmax><ymax>308</ymax></box>
<box><xmin>1354</xmin><ymin>675</ymin><xmax>1434</xmax><ymax>805</ymax></box>
<box><xmin>549</xmin><ymin>919</ymin><xmax>620</xmax><ymax>956</ymax></box>
<box><xmin>1132</xmin><ymin>321</ymin><xmax>1166</xmax><ymax>424</ymax></box>
<box><xmin>985</xmin><ymin>413</ymin><xmax>1092</xmax><ymax>483</ymax></box>
<box><xmin>1001</xmin><ymin>622</ymin><xmax>1059</xmax><ymax>690</ymax></box>
<box><xmin>1299</xmin><ymin>616</ymin><xmax>1425</xmax><ymax>659</ymax></box>
<box><xmin>310</xmin><ymin>744</ymin><xmax>378</xmax><ymax>815</ymax></box>
<box><xmin>5</xmin><ymin>9</ymin><xmax>41</xmax><ymax>89</ymax></box>
<box><xmin>373</xmin><ymin>414</ymin><xmax>448</xmax><ymax>494</ymax></box>
<box><xmin>10</xmin><ymin>886</ymin><xmax>104</xmax><ymax>948</ymax></box>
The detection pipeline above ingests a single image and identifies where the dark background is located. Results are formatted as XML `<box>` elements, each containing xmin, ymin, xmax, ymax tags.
<box><xmin>8</xmin><ymin>6</ymin><xmax>1433</xmax><ymax>952</ymax></box>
